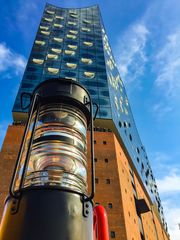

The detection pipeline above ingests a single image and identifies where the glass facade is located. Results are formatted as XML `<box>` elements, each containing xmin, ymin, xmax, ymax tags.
<box><xmin>13</xmin><ymin>4</ymin><xmax>111</xmax><ymax>119</ymax></box>
<box><xmin>12</xmin><ymin>3</ymin><xmax>167</xmax><ymax>229</ymax></box>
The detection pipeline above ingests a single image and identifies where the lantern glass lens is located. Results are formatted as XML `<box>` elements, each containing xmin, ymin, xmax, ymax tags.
<box><xmin>15</xmin><ymin>104</ymin><xmax>88</xmax><ymax>194</ymax></box>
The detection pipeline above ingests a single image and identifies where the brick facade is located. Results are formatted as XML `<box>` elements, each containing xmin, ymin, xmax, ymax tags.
<box><xmin>0</xmin><ymin>125</ymin><xmax>169</xmax><ymax>239</ymax></box>
<box><xmin>0</xmin><ymin>125</ymin><xmax>25</xmax><ymax>217</ymax></box>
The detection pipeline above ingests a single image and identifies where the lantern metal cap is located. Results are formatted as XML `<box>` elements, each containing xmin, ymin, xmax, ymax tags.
<box><xmin>32</xmin><ymin>78</ymin><xmax>91</xmax><ymax>124</ymax></box>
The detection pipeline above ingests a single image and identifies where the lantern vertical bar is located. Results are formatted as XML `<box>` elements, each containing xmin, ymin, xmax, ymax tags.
<box><xmin>10</xmin><ymin>93</ymin><xmax>40</xmax><ymax>197</ymax></box>
<box><xmin>19</xmin><ymin>97</ymin><xmax>40</xmax><ymax>191</ymax></box>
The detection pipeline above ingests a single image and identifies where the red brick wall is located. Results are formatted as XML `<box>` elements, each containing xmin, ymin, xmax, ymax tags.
<box><xmin>87</xmin><ymin>131</ymin><xmax>127</xmax><ymax>239</ymax></box>
<box><xmin>0</xmin><ymin>126</ymin><xmax>169</xmax><ymax>240</ymax></box>
<box><xmin>0</xmin><ymin>125</ymin><xmax>25</xmax><ymax>217</ymax></box>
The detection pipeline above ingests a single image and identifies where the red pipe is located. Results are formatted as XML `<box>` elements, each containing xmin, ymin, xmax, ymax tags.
<box><xmin>93</xmin><ymin>205</ymin><xmax>109</xmax><ymax>240</ymax></box>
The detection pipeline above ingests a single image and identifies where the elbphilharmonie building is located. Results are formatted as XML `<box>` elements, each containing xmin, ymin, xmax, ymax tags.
<box><xmin>0</xmin><ymin>3</ymin><xmax>169</xmax><ymax>240</ymax></box>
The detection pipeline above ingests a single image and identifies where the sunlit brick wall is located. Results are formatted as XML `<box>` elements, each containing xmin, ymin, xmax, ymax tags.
<box><xmin>0</xmin><ymin>125</ymin><xmax>25</xmax><ymax>217</ymax></box>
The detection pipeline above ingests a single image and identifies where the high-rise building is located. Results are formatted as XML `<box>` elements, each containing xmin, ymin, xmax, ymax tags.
<box><xmin>0</xmin><ymin>3</ymin><xmax>169</xmax><ymax>240</ymax></box>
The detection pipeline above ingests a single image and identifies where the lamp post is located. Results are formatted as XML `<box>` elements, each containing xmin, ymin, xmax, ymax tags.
<box><xmin>0</xmin><ymin>78</ymin><xmax>97</xmax><ymax>240</ymax></box>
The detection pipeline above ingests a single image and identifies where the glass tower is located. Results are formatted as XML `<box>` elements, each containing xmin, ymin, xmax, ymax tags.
<box><xmin>12</xmin><ymin>3</ymin><xmax>167</xmax><ymax>230</ymax></box>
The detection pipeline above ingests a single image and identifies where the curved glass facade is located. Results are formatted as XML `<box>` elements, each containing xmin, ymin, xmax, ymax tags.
<box><xmin>12</xmin><ymin>3</ymin><xmax>167</xmax><ymax>229</ymax></box>
<box><xmin>13</xmin><ymin>4</ymin><xmax>111</xmax><ymax>119</ymax></box>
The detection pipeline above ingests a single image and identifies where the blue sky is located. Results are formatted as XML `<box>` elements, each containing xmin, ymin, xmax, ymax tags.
<box><xmin>0</xmin><ymin>0</ymin><xmax>180</xmax><ymax>239</ymax></box>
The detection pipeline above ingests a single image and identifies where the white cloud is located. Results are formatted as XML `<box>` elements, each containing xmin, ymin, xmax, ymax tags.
<box><xmin>162</xmin><ymin>200</ymin><xmax>180</xmax><ymax>240</ymax></box>
<box><xmin>152</xmin><ymin>151</ymin><xmax>171</xmax><ymax>164</ymax></box>
<box><xmin>150</xmin><ymin>155</ymin><xmax>180</xmax><ymax>239</ymax></box>
<box><xmin>151</xmin><ymin>29</ymin><xmax>180</xmax><ymax>119</ymax></box>
<box><xmin>155</xmin><ymin>166</ymin><xmax>180</xmax><ymax>240</ymax></box>
<box><xmin>15</xmin><ymin>1</ymin><xmax>39</xmax><ymax>36</ymax></box>
<box><xmin>152</xmin><ymin>102</ymin><xmax>173</xmax><ymax>118</ymax></box>
<box><xmin>150</xmin><ymin>151</ymin><xmax>180</xmax><ymax>183</ymax></box>
<box><xmin>115</xmin><ymin>23</ymin><xmax>149</xmax><ymax>87</ymax></box>
<box><xmin>0</xmin><ymin>43</ymin><xmax>26</xmax><ymax>75</ymax></box>
<box><xmin>156</xmin><ymin>168</ymin><xmax>180</xmax><ymax>194</ymax></box>
<box><xmin>16</xmin><ymin>1</ymin><xmax>38</xmax><ymax>22</ymax></box>
<box><xmin>154</xmin><ymin>29</ymin><xmax>180</xmax><ymax>99</ymax></box>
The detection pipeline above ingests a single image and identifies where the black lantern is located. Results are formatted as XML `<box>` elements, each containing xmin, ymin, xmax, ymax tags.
<box><xmin>0</xmin><ymin>78</ymin><xmax>97</xmax><ymax>240</ymax></box>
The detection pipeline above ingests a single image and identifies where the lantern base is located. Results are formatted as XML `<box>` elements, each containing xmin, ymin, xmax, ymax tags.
<box><xmin>0</xmin><ymin>189</ymin><xmax>93</xmax><ymax>240</ymax></box>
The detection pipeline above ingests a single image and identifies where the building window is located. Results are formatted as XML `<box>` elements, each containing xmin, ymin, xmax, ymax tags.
<box><xmin>105</xmin><ymin>158</ymin><xmax>108</xmax><ymax>163</ymax></box>
<box><xmin>35</xmin><ymin>40</ymin><xmax>46</xmax><ymax>46</ymax></box>
<box><xmin>70</xmin><ymin>13</ymin><xmax>78</xmax><ymax>18</ymax></box>
<box><xmin>64</xmin><ymin>50</ymin><xmax>75</xmax><ymax>56</ymax></box>
<box><xmin>68</xmin><ymin>21</ymin><xmax>77</xmax><ymax>26</ymax></box>
<box><xmin>83</xmin><ymin>41</ymin><xmax>93</xmax><ymax>47</ymax></box>
<box><xmin>47</xmin><ymin>54</ymin><xmax>58</xmax><ymax>59</ymax></box>
<box><xmin>145</xmin><ymin>169</ymin><xmax>149</xmax><ymax>178</ymax></box>
<box><xmin>53</xmin><ymin>37</ymin><xmax>63</xmax><ymax>43</ymax></box>
<box><xmin>124</xmin><ymin>108</ymin><xmax>128</xmax><ymax>115</ymax></box>
<box><xmin>111</xmin><ymin>231</ymin><xmax>115</xmax><ymax>238</ymax></box>
<box><xmin>141</xmin><ymin>163</ymin><xmax>144</xmax><ymax>170</ymax></box>
<box><xmin>51</xmin><ymin>48</ymin><xmax>62</xmax><ymax>54</ymax></box>
<box><xmin>32</xmin><ymin>58</ymin><xmax>44</xmax><ymax>64</ymax></box>
<box><xmin>94</xmin><ymin>158</ymin><xmax>97</xmax><ymax>162</ymax></box>
<box><xmin>95</xmin><ymin>178</ymin><xmax>99</xmax><ymax>184</ymax></box>
<box><xmin>94</xmin><ymin>140</ymin><xmax>96</xmax><ymax>144</ymax></box>
<box><xmin>55</xmin><ymin>15</ymin><xmax>64</xmax><ymax>20</ymax></box>
<box><xmin>136</xmin><ymin>147</ymin><xmax>140</xmax><ymax>154</ymax></box>
<box><xmin>69</xmin><ymin>30</ymin><xmax>78</xmax><ymax>35</ymax></box>
<box><xmin>83</xmin><ymin>19</ymin><xmax>91</xmax><ymax>24</ymax></box>
<box><xmin>84</xmin><ymin>71</ymin><xmax>95</xmax><ymax>79</ymax></box>
<box><xmin>81</xmin><ymin>58</ymin><xmax>93</xmax><ymax>64</ymax></box>
<box><xmin>81</xmin><ymin>27</ymin><xmax>91</xmax><ymax>32</ymax></box>
<box><xmin>66</xmin><ymin>34</ymin><xmax>77</xmax><ymax>39</ymax></box>
<box><xmin>66</xmin><ymin>63</ymin><xmax>77</xmax><ymax>69</ymax></box>
<box><xmin>44</xmin><ymin>17</ymin><xmax>53</xmax><ymax>22</ymax></box>
<box><xmin>103</xmin><ymin>141</ymin><xmax>107</xmax><ymax>145</ymax></box>
<box><xmin>131</xmin><ymin>181</ymin><xmax>136</xmax><ymax>190</ymax></box>
<box><xmin>54</xmin><ymin>23</ymin><xmax>63</xmax><ymax>28</ymax></box>
<box><xmin>68</xmin><ymin>44</ymin><xmax>77</xmax><ymax>50</ymax></box>
<box><xmin>47</xmin><ymin>67</ymin><xmax>59</xmax><ymax>74</ymax></box>
<box><xmin>119</xmin><ymin>121</ymin><xmax>122</xmax><ymax>128</ymax></box>
<box><xmin>129</xmin><ymin>134</ymin><xmax>132</xmax><ymax>141</ymax></box>
<box><xmin>106</xmin><ymin>179</ymin><xmax>110</xmax><ymax>184</ymax></box>
<box><xmin>46</xmin><ymin>10</ymin><xmax>55</xmax><ymax>15</ymax></box>
<box><xmin>108</xmin><ymin>203</ymin><xmax>113</xmax><ymax>209</ymax></box>
<box><xmin>40</xmin><ymin>26</ymin><xmax>49</xmax><ymax>31</ymax></box>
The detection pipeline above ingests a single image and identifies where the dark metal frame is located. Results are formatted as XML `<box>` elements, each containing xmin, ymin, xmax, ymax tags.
<box><xmin>10</xmin><ymin>93</ymin><xmax>39</xmax><ymax>198</ymax></box>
